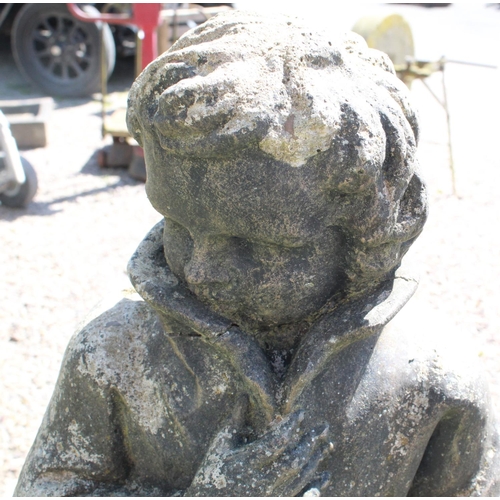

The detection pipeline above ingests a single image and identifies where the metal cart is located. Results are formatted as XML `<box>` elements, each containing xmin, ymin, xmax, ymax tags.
<box><xmin>0</xmin><ymin>110</ymin><xmax>37</xmax><ymax>208</ymax></box>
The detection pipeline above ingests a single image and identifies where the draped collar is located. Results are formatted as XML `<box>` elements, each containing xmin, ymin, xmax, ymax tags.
<box><xmin>128</xmin><ymin>220</ymin><xmax>418</xmax><ymax>424</ymax></box>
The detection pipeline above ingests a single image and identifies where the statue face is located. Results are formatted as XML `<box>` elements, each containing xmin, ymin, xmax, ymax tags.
<box><xmin>144</xmin><ymin>147</ymin><xmax>346</xmax><ymax>329</ymax></box>
<box><xmin>127</xmin><ymin>11</ymin><xmax>427</xmax><ymax>329</ymax></box>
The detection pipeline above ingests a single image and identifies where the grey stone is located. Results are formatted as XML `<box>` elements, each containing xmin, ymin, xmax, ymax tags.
<box><xmin>15</xmin><ymin>11</ymin><xmax>500</xmax><ymax>496</ymax></box>
<box><xmin>0</xmin><ymin>98</ymin><xmax>52</xmax><ymax>149</ymax></box>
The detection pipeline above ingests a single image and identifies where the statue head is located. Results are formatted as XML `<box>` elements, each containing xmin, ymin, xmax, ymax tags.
<box><xmin>126</xmin><ymin>11</ymin><xmax>427</xmax><ymax>332</ymax></box>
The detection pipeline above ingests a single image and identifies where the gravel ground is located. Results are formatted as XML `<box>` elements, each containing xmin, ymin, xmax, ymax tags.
<box><xmin>1</xmin><ymin>5</ymin><xmax>499</xmax><ymax>496</ymax></box>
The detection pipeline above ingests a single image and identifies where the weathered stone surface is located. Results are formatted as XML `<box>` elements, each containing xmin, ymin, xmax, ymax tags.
<box><xmin>15</xmin><ymin>10</ymin><xmax>500</xmax><ymax>497</ymax></box>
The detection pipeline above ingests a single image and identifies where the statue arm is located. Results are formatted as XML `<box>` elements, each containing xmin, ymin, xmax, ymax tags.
<box><xmin>377</xmin><ymin>306</ymin><xmax>500</xmax><ymax>496</ymax></box>
<box><xmin>14</xmin><ymin>334</ymin><xmax>130</xmax><ymax>496</ymax></box>
<box><xmin>408</xmin><ymin>400</ymin><xmax>500</xmax><ymax>496</ymax></box>
<box><xmin>406</xmin><ymin>357</ymin><xmax>500</xmax><ymax>498</ymax></box>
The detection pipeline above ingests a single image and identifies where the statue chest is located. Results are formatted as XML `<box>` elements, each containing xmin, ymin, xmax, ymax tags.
<box><xmin>114</xmin><ymin>329</ymin><xmax>441</xmax><ymax>495</ymax></box>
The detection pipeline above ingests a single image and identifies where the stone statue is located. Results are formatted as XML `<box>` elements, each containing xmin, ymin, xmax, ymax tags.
<box><xmin>15</xmin><ymin>11</ymin><xmax>499</xmax><ymax>497</ymax></box>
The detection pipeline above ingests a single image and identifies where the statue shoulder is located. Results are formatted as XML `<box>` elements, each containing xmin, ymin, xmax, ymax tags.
<box><xmin>62</xmin><ymin>291</ymin><xmax>164</xmax><ymax>385</ymax></box>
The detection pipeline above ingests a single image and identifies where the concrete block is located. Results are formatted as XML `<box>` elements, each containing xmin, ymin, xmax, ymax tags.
<box><xmin>0</xmin><ymin>98</ymin><xmax>53</xmax><ymax>149</ymax></box>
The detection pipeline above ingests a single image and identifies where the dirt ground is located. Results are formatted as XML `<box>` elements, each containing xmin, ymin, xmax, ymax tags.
<box><xmin>1</xmin><ymin>5</ymin><xmax>499</xmax><ymax>496</ymax></box>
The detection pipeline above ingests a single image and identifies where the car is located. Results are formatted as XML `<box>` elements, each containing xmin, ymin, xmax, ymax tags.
<box><xmin>0</xmin><ymin>3</ymin><xmax>117</xmax><ymax>97</ymax></box>
<box><xmin>0</xmin><ymin>3</ymin><xmax>232</xmax><ymax>98</ymax></box>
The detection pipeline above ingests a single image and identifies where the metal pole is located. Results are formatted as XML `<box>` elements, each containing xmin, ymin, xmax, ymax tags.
<box><xmin>440</xmin><ymin>58</ymin><xmax>457</xmax><ymax>196</ymax></box>
<box><xmin>100</xmin><ymin>22</ymin><xmax>107</xmax><ymax>139</ymax></box>
<box><xmin>445</xmin><ymin>59</ymin><xmax>497</xmax><ymax>70</ymax></box>
<box><xmin>172</xmin><ymin>5</ymin><xmax>178</xmax><ymax>45</ymax></box>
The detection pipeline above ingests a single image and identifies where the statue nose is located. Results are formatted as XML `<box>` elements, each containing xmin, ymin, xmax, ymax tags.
<box><xmin>184</xmin><ymin>250</ymin><xmax>231</xmax><ymax>287</ymax></box>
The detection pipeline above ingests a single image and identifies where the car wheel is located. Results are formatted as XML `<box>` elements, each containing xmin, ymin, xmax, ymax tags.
<box><xmin>11</xmin><ymin>3</ymin><xmax>116</xmax><ymax>97</ymax></box>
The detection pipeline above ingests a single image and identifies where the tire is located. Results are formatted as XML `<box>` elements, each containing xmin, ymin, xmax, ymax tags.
<box><xmin>11</xmin><ymin>4</ymin><xmax>116</xmax><ymax>97</ymax></box>
<box><xmin>0</xmin><ymin>157</ymin><xmax>38</xmax><ymax>208</ymax></box>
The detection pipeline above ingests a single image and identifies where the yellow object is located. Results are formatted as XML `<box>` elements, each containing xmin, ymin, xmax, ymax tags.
<box><xmin>352</xmin><ymin>14</ymin><xmax>414</xmax><ymax>66</ymax></box>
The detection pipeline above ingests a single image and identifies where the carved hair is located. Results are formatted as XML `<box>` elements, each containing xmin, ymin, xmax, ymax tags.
<box><xmin>127</xmin><ymin>11</ymin><xmax>427</xmax><ymax>296</ymax></box>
